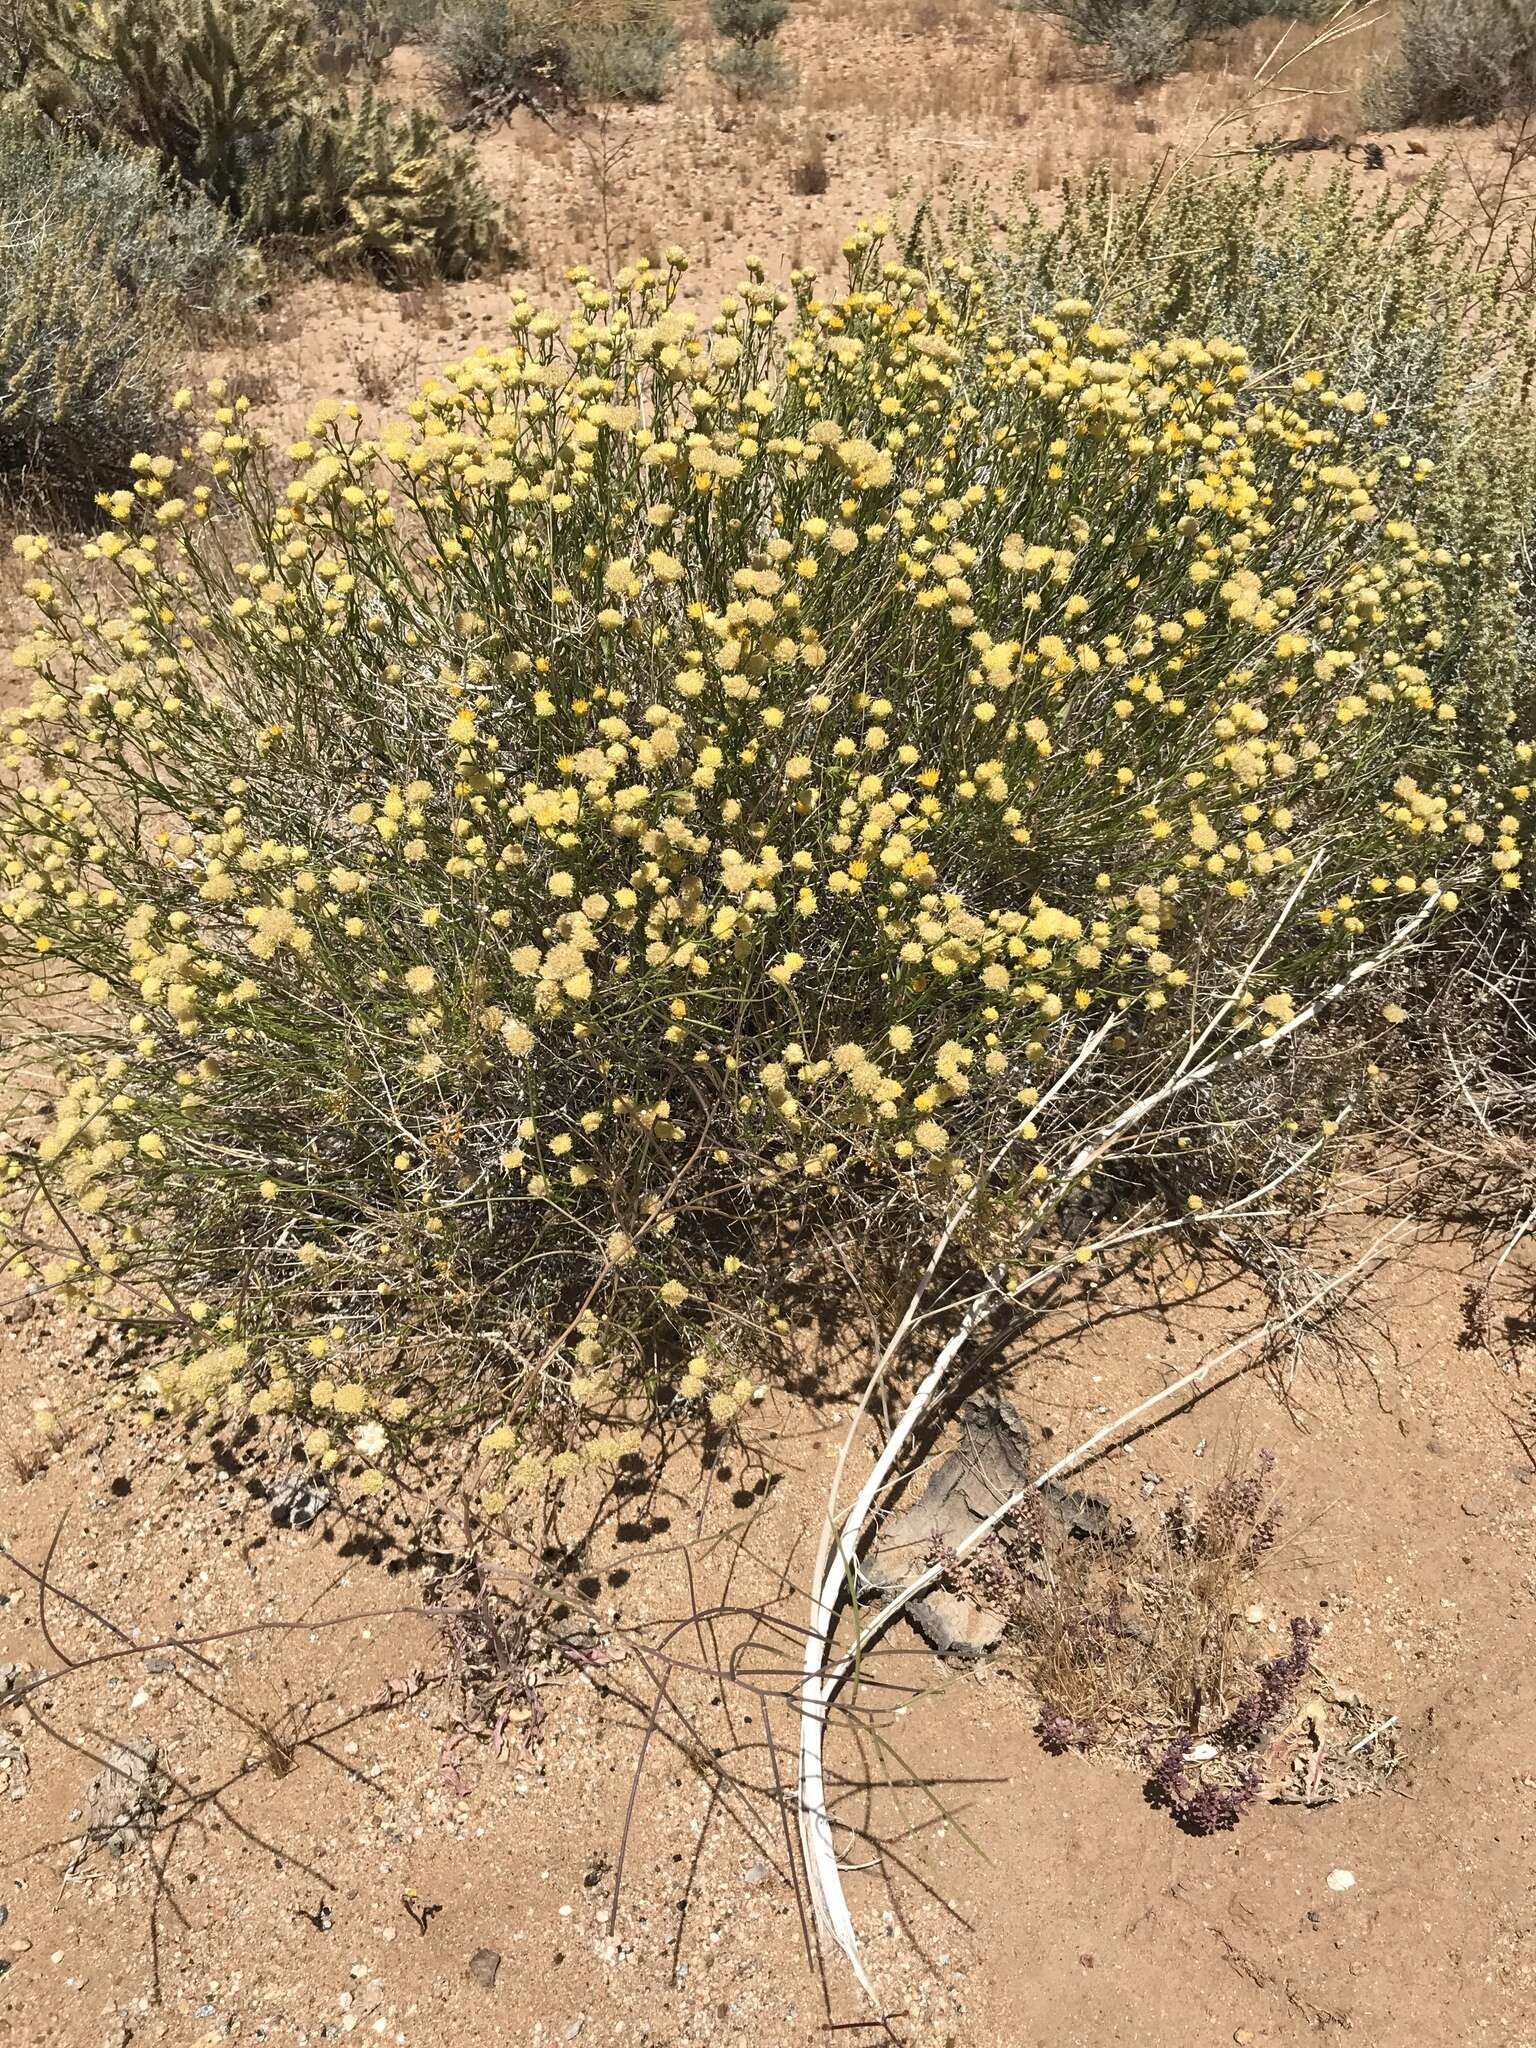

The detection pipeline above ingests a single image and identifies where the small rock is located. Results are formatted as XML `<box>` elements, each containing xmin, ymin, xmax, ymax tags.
<box><xmin>742</xmin><ymin>1860</ymin><xmax>771</xmax><ymax>1887</ymax></box>
<box><xmin>1425</xmin><ymin>1436</ymin><xmax>1451</xmax><ymax>1456</ymax></box>
<box><xmin>1139</xmin><ymin>1471</ymin><xmax>1161</xmax><ymax>1498</ymax></box>
<box><xmin>82</xmin><ymin>1738</ymin><xmax>164</xmax><ymax>1858</ymax></box>
<box><xmin>1461</xmin><ymin>1495</ymin><xmax>1491</xmax><ymax>1518</ymax></box>
<box><xmin>562</xmin><ymin>2023</ymin><xmax>585</xmax><ymax>2042</ymax></box>
<box><xmin>144</xmin><ymin>1655</ymin><xmax>175</xmax><ymax>1675</ymax></box>
<box><xmin>1326</xmin><ymin>1868</ymin><xmax>1356</xmax><ymax>1892</ymax></box>
<box><xmin>1235</xmin><ymin>2031</ymin><xmax>1255</xmax><ymax>2045</ymax></box>
<box><xmin>1185</xmin><ymin>1742</ymin><xmax>1219</xmax><ymax>1764</ymax></box>
<box><xmin>866</xmin><ymin>1393</ymin><xmax>1108</xmax><ymax>1658</ymax></box>
<box><xmin>0</xmin><ymin>1903</ymin><xmax>8</xmax><ymax>1927</ymax></box>
<box><xmin>467</xmin><ymin>1948</ymin><xmax>501</xmax><ymax>1990</ymax></box>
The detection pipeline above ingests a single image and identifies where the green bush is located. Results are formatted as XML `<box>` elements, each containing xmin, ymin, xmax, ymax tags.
<box><xmin>710</xmin><ymin>0</ymin><xmax>791</xmax><ymax>96</ymax></box>
<box><xmin>0</xmin><ymin>113</ymin><xmax>255</xmax><ymax>503</ymax></box>
<box><xmin>1364</xmin><ymin>0</ymin><xmax>1536</xmax><ymax>128</ymax></box>
<box><xmin>566</xmin><ymin>2</ymin><xmax>679</xmax><ymax>102</ymax></box>
<box><xmin>427</xmin><ymin>0</ymin><xmax>678</xmax><ymax>108</ymax></box>
<box><xmin>711</xmin><ymin>39</ymin><xmax>793</xmax><ymax>95</ymax></box>
<box><xmin>0</xmin><ymin>230</ymin><xmax>1506</xmax><ymax>1494</ymax></box>
<box><xmin>426</xmin><ymin>0</ymin><xmax>567</xmax><ymax>102</ymax></box>
<box><xmin>242</xmin><ymin>86</ymin><xmax>507</xmax><ymax>279</ymax></box>
<box><xmin>711</xmin><ymin>0</ymin><xmax>788</xmax><ymax>42</ymax></box>
<box><xmin>1016</xmin><ymin>0</ymin><xmax>1316</xmax><ymax>86</ymax></box>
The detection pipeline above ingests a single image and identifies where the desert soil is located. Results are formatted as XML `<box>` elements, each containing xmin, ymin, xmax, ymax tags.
<box><xmin>6</xmin><ymin>4</ymin><xmax>1536</xmax><ymax>2042</ymax></box>
<box><xmin>5</xmin><ymin>1215</ymin><xmax>1536</xmax><ymax>2047</ymax></box>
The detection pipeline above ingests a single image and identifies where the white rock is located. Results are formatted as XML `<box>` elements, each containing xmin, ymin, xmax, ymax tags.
<box><xmin>1326</xmin><ymin>1868</ymin><xmax>1356</xmax><ymax>1892</ymax></box>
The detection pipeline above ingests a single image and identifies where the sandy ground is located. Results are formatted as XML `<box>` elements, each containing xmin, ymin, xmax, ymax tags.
<box><xmin>6</xmin><ymin>5</ymin><xmax>1536</xmax><ymax>2043</ymax></box>
<box><xmin>4</xmin><ymin>1214</ymin><xmax>1536</xmax><ymax>2047</ymax></box>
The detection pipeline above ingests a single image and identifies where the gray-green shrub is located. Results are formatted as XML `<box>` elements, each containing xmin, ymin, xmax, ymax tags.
<box><xmin>0</xmin><ymin>113</ymin><xmax>259</xmax><ymax>323</ymax></box>
<box><xmin>1364</xmin><ymin>0</ymin><xmax>1536</xmax><ymax>128</ymax></box>
<box><xmin>710</xmin><ymin>0</ymin><xmax>791</xmax><ymax>97</ymax></box>
<box><xmin>0</xmin><ymin>121</ymin><xmax>182</xmax><ymax>501</ymax></box>
<box><xmin>1016</xmin><ymin>0</ymin><xmax>1316</xmax><ymax>87</ymax></box>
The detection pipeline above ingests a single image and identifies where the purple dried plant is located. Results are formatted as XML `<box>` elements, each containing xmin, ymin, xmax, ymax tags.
<box><xmin>1000</xmin><ymin>1487</ymin><xmax>1051</xmax><ymax>1563</ymax></box>
<box><xmin>1165</xmin><ymin>1487</ymin><xmax>1198</xmax><ymax>1555</ymax></box>
<box><xmin>1223</xmin><ymin>1613</ymin><xmax>1322</xmax><ymax>1747</ymax></box>
<box><xmin>1179</xmin><ymin>1763</ymin><xmax>1263</xmax><ymax>1835</ymax></box>
<box><xmin>1037</xmin><ymin>1704</ymin><xmax>1100</xmax><ymax>1755</ymax></box>
<box><xmin>1150</xmin><ymin>1730</ymin><xmax>1193</xmax><ymax>1804</ymax></box>
<box><xmin>1193</xmin><ymin>1449</ymin><xmax>1276</xmax><ymax>1560</ymax></box>
<box><xmin>1240</xmin><ymin>1504</ymin><xmax>1283</xmax><ymax>1569</ymax></box>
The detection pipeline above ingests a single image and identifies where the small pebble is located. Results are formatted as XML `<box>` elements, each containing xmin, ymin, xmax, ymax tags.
<box><xmin>1461</xmin><ymin>1496</ymin><xmax>1491</xmax><ymax>1518</ymax></box>
<box><xmin>742</xmin><ymin>1860</ymin><xmax>772</xmax><ymax>1887</ymax></box>
<box><xmin>467</xmin><ymin>1948</ymin><xmax>501</xmax><ymax>1990</ymax></box>
<box><xmin>1326</xmin><ymin>1868</ymin><xmax>1355</xmax><ymax>1892</ymax></box>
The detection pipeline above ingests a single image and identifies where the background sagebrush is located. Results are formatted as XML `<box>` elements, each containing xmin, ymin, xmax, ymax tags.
<box><xmin>1013</xmin><ymin>0</ymin><xmax>1317</xmax><ymax>87</ymax></box>
<box><xmin>0</xmin><ymin>114</ymin><xmax>255</xmax><ymax>503</ymax></box>
<box><xmin>1364</xmin><ymin>0</ymin><xmax>1536</xmax><ymax>128</ymax></box>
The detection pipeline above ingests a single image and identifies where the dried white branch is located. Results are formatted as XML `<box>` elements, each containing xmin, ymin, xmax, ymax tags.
<box><xmin>797</xmin><ymin>885</ymin><xmax>1440</xmax><ymax>1997</ymax></box>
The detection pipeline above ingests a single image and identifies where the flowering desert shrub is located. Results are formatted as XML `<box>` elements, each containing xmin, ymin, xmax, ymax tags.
<box><xmin>0</xmin><ymin>228</ymin><xmax>1508</xmax><ymax>1497</ymax></box>
<box><xmin>929</xmin><ymin>163</ymin><xmax>1536</xmax><ymax>763</ymax></box>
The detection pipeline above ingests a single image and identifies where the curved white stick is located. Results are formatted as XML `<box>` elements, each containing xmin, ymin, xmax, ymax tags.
<box><xmin>796</xmin><ymin>890</ymin><xmax>1440</xmax><ymax>1997</ymax></box>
